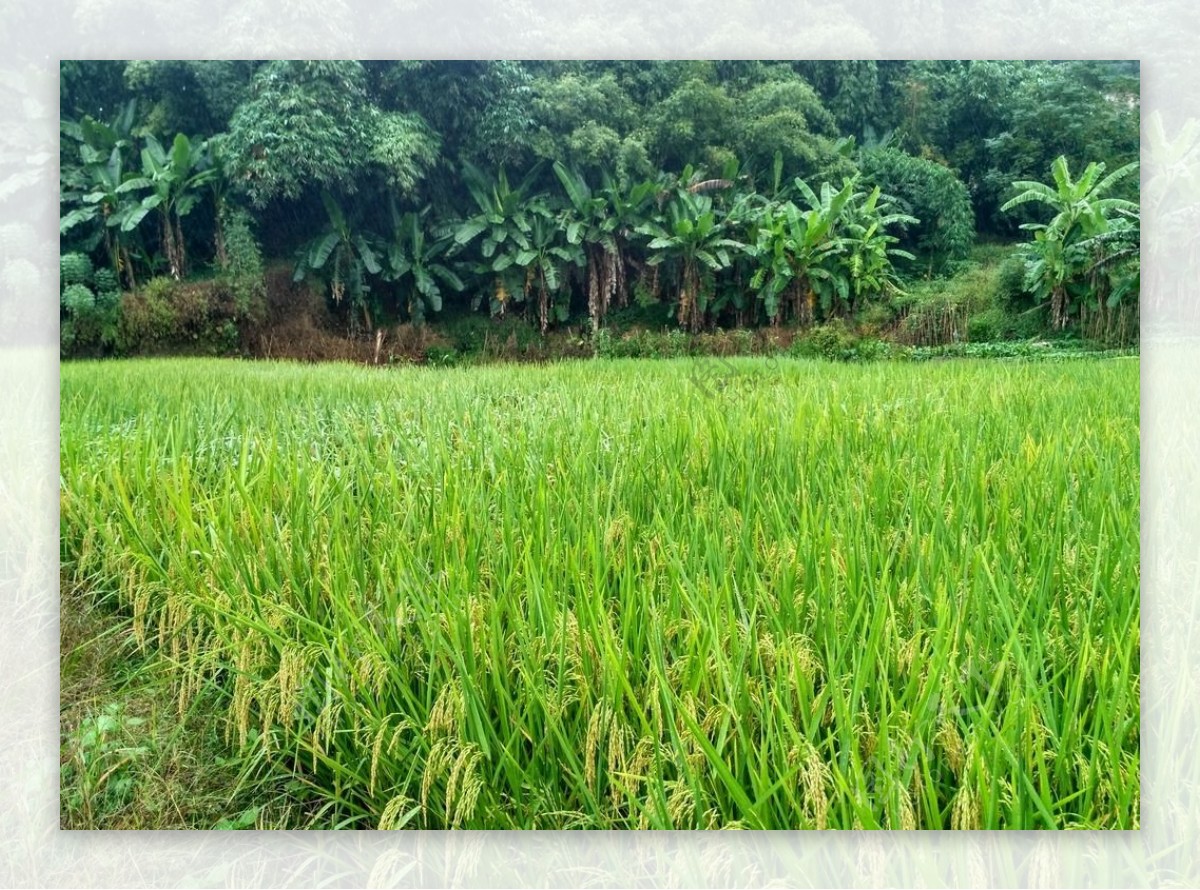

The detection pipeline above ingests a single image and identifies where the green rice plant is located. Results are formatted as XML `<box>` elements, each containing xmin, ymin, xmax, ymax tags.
<box><xmin>60</xmin><ymin>355</ymin><xmax>1140</xmax><ymax>829</ymax></box>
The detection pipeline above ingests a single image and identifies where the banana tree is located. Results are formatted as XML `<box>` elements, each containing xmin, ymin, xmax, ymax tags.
<box><xmin>1076</xmin><ymin>206</ymin><xmax>1139</xmax><ymax>342</ymax></box>
<box><xmin>637</xmin><ymin>191</ymin><xmax>744</xmax><ymax>332</ymax></box>
<box><xmin>200</xmin><ymin>135</ymin><xmax>233</xmax><ymax>269</ymax></box>
<box><xmin>748</xmin><ymin>177</ymin><xmax>856</xmax><ymax>325</ymax></box>
<box><xmin>126</xmin><ymin>133</ymin><xmax>217</xmax><ymax>280</ymax></box>
<box><xmin>514</xmin><ymin>209</ymin><xmax>585</xmax><ymax>332</ymax></box>
<box><xmin>721</xmin><ymin>187</ymin><xmax>775</xmax><ymax>326</ymax></box>
<box><xmin>453</xmin><ymin>162</ymin><xmax>546</xmax><ymax>317</ymax></box>
<box><xmin>294</xmin><ymin>191</ymin><xmax>383</xmax><ymax>331</ymax></box>
<box><xmin>553</xmin><ymin>162</ymin><xmax>660</xmax><ymax>330</ymax></box>
<box><xmin>837</xmin><ymin>185</ymin><xmax>917</xmax><ymax>312</ymax></box>
<box><xmin>596</xmin><ymin>173</ymin><xmax>659</xmax><ymax>316</ymax></box>
<box><xmin>1001</xmin><ymin>155</ymin><xmax>1139</xmax><ymax>328</ymax></box>
<box><xmin>60</xmin><ymin>144</ymin><xmax>158</xmax><ymax>291</ymax></box>
<box><xmin>554</xmin><ymin>162</ymin><xmax>613</xmax><ymax>329</ymax></box>
<box><xmin>1080</xmin><ymin>206</ymin><xmax>1140</xmax><ymax>306</ymax></box>
<box><xmin>382</xmin><ymin>203</ymin><xmax>464</xmax><ymax>325</ymax></box>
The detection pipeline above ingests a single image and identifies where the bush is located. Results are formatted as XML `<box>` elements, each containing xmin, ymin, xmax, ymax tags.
<box><xmin>442</xmin><ymin>314</ymin><xmax>544</xmax><ymax>358</ymax></box>
<box><xmin>61</xmin><ymin>253</ymin><xmax>94</xmax><ymax>288</ymax></box>
<box><xmin>856</xmin><ymin>302</ymin><xmax>897</xmax><ymax>334</ymax></box>
<box><xmin>220</xmin><ymin>207</ymin><xmax>266</xmax><ymax>321</ymax></box>
<box><xmin>786</xmin><ymin>320</ymin><xmax>892</xmax><ymax>362</ymax></box>
<box><xmin>424</xmin><ymin>345</ymin><xmax>460</xmax><ymax>366</ymax></box>
<box><xmin>93</xmin><ymin>268</ymin><xmax>120</xmax><ymax>303</ymax></box>
<box><xmin>967</xmin><ymin>306</ymin><xmax>1010</xmax><ymax>342</ymax></box>
<box><xmin>860</xmin><ymin>148</ymin><xmax>975</xmax><ymax>273</ymax></box>
<box><xmin>894</xmin><ymin>252</ymin><xmax>1028</xmax><ymax>346</ymax></box>
<box><xmin>118</xmin><ymin>278</ymin><xmax>179</xmax><ymax>352</ymax></box>
<box><xmin>60</xmin><ymin>257</ymin><xmax>119</xmax><ymax>355</ymax></box>
<box><xmin>995</xmin><ymin>254</ymin><xmax>1033</xmax><ymax>314</ymax></box>
<box><xmin>62</xmin><ymin>283</ymin><xmax>95</xmax><ymax>316</ymax></box>
<box><xmin>791</xmin><ymin>320</ymin><xmax>857</xmax><ymax>360</ymax></box>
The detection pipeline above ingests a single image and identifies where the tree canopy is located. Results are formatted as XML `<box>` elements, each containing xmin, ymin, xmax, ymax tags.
<box><xmin>58</xmin><ymin>60</ymin><xmax>1140</xmax><ymax>353</ymax></box>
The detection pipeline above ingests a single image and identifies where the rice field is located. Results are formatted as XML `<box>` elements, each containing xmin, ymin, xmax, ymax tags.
<box><xmin>59</xmin><ymin>355</ymin><xmax>1139</xmax><ymax>829</ymax></box>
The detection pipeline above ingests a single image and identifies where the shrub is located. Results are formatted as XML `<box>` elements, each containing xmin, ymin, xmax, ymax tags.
<box><xmin>995</xmin><ymin>253</ymin><xmax>1033</xmax><ymax>313</ymax></box>
<box><xmin>860</xmin><ymin>147</ymin><xmax>975</xmax><ymax>273</ymax></box>
<box><xmin>93</xmin><ymin>268</ymin><xmax>120</xmax><ymax>303</ymax></box>
<box><xmin>118</xmin><ymin>278</ymin><xmax>178</xmax><ymax>353</ymax></box>
<box><xmin>856</xmin><ymin>302</ymin><xmax>897</xmax><ymax>334</ymax></box>
<box><xmin>60</xmin><ymin>258</ymin><xmax>120</xmax><ymax>355</ymax></box>
<box><xmin>61</xmin><ymin>253</ymin><xmax>94</xmax><ymax>288</ymax></box>
<box><xmin>425</xmin><ymin>345</ymin><xmax>460</xmax><ymax>366</ymax></box>
<box><xmin>62</xmin><ymin>283</ymin><xmax>95</xmax><ymax>316</ymax></box>
<box><xmin>792</xmin><ymin>320</ymin><xmax>860</xmax><ymax>361</ymax></box>
<box><xmin>220</xmin><ymin>207</ymin><xmax>266</xmax><ymax>321</ymax></box>
<box><xmin>967</xmin><ymin>306</ymin><xmax>1010</xmax><ymax>342</ymax></box>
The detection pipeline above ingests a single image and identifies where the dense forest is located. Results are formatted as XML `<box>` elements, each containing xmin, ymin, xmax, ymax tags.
<box><xmin>58</xmin><ymin>60</ymin><xmax>1141</xmax><ymax>361</ymax></box>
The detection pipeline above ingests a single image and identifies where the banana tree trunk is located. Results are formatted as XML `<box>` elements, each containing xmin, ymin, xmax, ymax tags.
<box><xmin>587</xmin><ymin>247</ymin><xmax>603</xmax><ymax>330</ymax></box>
<box><xmin>1052</xmin><ymin>285</ymin><xmax>1067</xmax><ymax>329</ymax></box>
<box><xmin>213</xmin><ymin>201</ymin><xmax>228</xmax><ymax>270</ymax></box>
<box><xmin>612</xmin><ymin>243</ymin><xmax>629</xmax><ymax>309</ymax></box>
<box><xmin>538</xmin><ymin>271</ymin><xmax>550</xmax><ymax>334</ymax></box>
<box><xmin>174</xmin><ymin>215</ymin><xmax>188</xmax><ymax>279</ymax></box>
<box><xmin>162</xmin><ymin>212</ymin><xmax>181</xmax><ymax>280</ymax></box>
<box><xmin>122</xmin><ymin>245</ymin><xmax>137</xmax><ymax>291</ymax></box>
<box><xmin>103</xmin><ymin>227</ymin><xmax>119</xmax><ymax>286</ymax></box>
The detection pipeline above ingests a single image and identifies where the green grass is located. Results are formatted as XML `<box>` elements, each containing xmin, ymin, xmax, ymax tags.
<box><xmin>60</xmin><ymin>355</ymin><xmax>1139</xmax><ymax>829</ymax></box>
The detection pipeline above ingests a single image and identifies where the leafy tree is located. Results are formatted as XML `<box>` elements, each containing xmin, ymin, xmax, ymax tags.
<box><xmin>453</xmin><ymin>163</ymin><xmax>548</xmax><ymax>318</ymax></box>
<box><xmin>122</xmin><ymin>60</ymin><xmax>255</xmax><ymax>137</ymax></box>
<box><xmin>60</xmin><ymin>108</ymin><xmax>160</xmax><ymax>290</ymax></box>
<box><xmin>553</xmin><ymin>161</ymin><xmax>657</xmax><ymax>329</ymax></box>
<box><xmin>381</xmin><ymin>204</ymin><xmax>463</xmax><ymax>325</ymax></box>
<box><xmin>226</xmin><ymin>61</ymin><xmax>438</xmax><ymax>210</ymax></box>
<box><xmin>226</xmin><ymin>61</ymin><xmax>374</xmax><ymax>208</ymax></box>
<box><xmin>293</xmin><ymin>191</ymin><xmax>383</xmax><ymax>331</ymax></box>
<box><xmin>793</xmin><ymin>61</ymin><xmax>883</xmax><ymax>140</ymax></box>
<box><xmin>638</xmin><ymin>188</ymin><xmax>744</xmax><ymax>332</ymax></box>
<box><xmin>130</xmin><ymin>133</ymin><xmax>216</xmax><ymax>279</ymax></box>
<box><xmin>59</xmin><ymin>61</ymin><xmax>129</xmax><ymax>121</ymax></box>
<box><xmin>733</xmin><ymin>77</ymin><xmax>846</xmax><ymax>182</ymax></box>
<box><xmin>748</xmin><ymin>178</ymin><xmax>855</xmax><ymax>325</ymax></box>
<box><xmin>368</xmin><ymin>112</ymin><xmax>441</xmax><ymax>196</ymax></box>
<box><xmin>644</xmin><ymin>74</ymin><xmax>737</xmax><ymax>173</ymax></box>
<box><xmin>859</xmin><ymin>147</ymin><xmax>974</xmax><ymax>275</ymax></box>
<box><xmin>378</xmin><ymin>61</ymin><xmax>535</xmax><ymax>171</ymax></box>
<box><xmin>529</xmin><ymin>72</ymin><xmax>645</xmax><ymax>181</ymax></box>
<box><xmin>1001</xmin><ymin>155</ymin><xmax>1139</xmax><ymax>328</ymax></box>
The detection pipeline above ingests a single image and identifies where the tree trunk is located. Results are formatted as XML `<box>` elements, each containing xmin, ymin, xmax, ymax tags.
<box><xmin>1052</xmin><ymin>285</ymin><xmax>1067</xmax><ymax>329</ymax></box>
<box><xmin>174</xmin><ymin>215</ymin><xmax>188</xmax><ymax>279</ymax></box>
<box><xmin>613</xmin><ymin>243</ymin><xmax>628</xmax><ymax>309</ymax></box>
<box><xmin>538</xmin><ymin>271</ymin><xmax>550</xmax><ymax>334</ymax></box>
<box><xmin>162</xmin><ymin>212</ymin><xmax>181</xmax><ymax>280</ymax></box>
<box><xmin>587</xmin><ymin>247</ymin><xmax>602</xmax><ymax>330</ymax></box>
<box><xmin>103</xmin><ymin>228</ymin><xmax>119</xmax><ymax>286</ymax></box>
<box><xmin>213</xmin><ymin>201</ymin><xmax>228</xmax><ymax>270</ymax></box>
<box><xmin>122</xmin><ymin>245</ymin><xmax>137</xmax><ymax>291</ymax></box>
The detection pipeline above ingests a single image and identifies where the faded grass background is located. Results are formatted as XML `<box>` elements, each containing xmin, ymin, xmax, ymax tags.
<box><xmin>1</xmin><ymin>0</ymin><xmax>1196</xmax><ymax>885</ymax></box>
